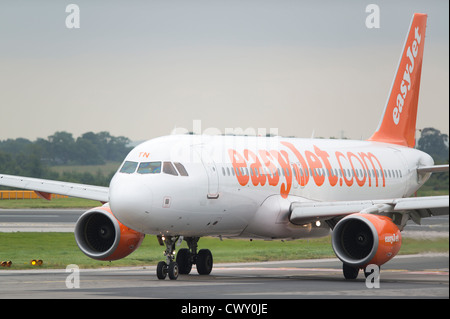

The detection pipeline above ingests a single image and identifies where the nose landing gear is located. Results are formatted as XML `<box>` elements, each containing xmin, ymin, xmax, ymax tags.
<box><xmin>156</xmin><ymin>235</ymin><xmax>179</xmax><ymax>280</ymax></box>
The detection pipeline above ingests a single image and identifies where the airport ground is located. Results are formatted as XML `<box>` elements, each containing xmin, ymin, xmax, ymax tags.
<box><xmin>0</xmin><ymin>207</ymin><xmax>448</xmax><ymax>299</ymax></box>
<box><xmin>0</xmin><ymin>254</ymin><xmax>448</xmax><ymax>300</ymax></box>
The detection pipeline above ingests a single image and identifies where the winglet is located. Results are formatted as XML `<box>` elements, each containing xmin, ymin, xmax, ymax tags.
<box><xmin>368</xmin><ymin>13</ymin><xmax>427</xmax><ymax>148</ymax></box>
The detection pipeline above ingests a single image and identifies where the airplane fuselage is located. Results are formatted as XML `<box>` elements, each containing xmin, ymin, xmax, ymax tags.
<box><xmin>109</xmin><ymin>134</ymin><xmax>433</xmax><ymax>239</ymax></box>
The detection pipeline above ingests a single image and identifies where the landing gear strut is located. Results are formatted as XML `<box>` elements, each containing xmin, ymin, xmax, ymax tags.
<box><xmin>156</xmin><ymin>235</ymin><xmax>179</xmax><ymax>280</ymax></box>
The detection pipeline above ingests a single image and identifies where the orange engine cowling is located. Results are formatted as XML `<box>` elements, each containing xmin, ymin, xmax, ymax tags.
<box><xmin>74</xmin><ymin>205</ymin><xmax>145</xmax><ymax>261</ymax></box>
<box><xmin>332</xmin><ymin>213</ymin><xmax>401</xmax><ymax>268</ymax></box>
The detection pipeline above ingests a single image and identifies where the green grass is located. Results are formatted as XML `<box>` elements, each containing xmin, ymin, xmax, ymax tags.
<box><xmin>0</xmin><ymin>233</ymin><xmax>447</xmax><ymax>270</ymax></box>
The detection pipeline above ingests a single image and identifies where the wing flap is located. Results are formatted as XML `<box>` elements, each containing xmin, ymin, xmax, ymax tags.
<box><xmin>0</xmin><ymin>174</ymin><xmax>109</xmax><ymax>202</ymax></box>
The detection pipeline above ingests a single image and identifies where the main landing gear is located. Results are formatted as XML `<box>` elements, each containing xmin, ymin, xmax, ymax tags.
<box><xmin>156</xmin><ymin>235</ymin><xmax>213</xmax><ymax>280</ymax></box>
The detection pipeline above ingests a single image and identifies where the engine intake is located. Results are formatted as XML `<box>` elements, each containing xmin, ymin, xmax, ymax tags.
<box><xmin>332</xmin><ymin>213</ymin><xmax>401</xmax><ymax>268</ymax></box>
<box><xmin>75</xmin><ymin>205</ymin><xmax>145</xmax><ymax>261</ymax></box>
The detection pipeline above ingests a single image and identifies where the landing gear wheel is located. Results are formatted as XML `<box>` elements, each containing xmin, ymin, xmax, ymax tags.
<box><xmin>156</xmin><ymin>261</ymin><xmax>179</xmax><ymax>280</ymax></box>
<box><xmin>168</xmin><ymin>262</ymin><xmax>179</xmax><ymax>280</ymax></box>
<box><xmin>196</xmin><ymin>249</ymin><xmax>213</xmax><ymax>275</ymax></box>
<box><xmin>157</xmin><ymin>261</ymin><xmax>167</xmax><ymax>280</ymax></box>
<box><xmin>176</xmin><ymin>248</ymin><xmax>193</xmax><ymax>275</ymax></box>
<box><xmin>343</xmin><ymin>263</ymin><xmax>359</xmax><ymax>280</ymax></box>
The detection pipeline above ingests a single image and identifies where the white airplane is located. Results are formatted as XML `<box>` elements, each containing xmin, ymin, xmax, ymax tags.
<box><xmin>1</xmin><ymin>13</ymin><xmax>448</xmax><ymax>280</ymax></box>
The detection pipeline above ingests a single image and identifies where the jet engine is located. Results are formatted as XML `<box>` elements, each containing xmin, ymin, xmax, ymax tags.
<box><xmin>332</xmin><ymin>213</ymin><xmax>401</xmax><ymax>268</ymax></box>
<box><xmin>74</xmin><ymin>205</ymin><xmax>145</xmax><ymax>261</ymax></box>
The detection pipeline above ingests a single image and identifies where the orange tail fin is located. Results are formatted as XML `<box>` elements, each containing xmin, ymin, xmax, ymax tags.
<box><xmin>368</xmin><ymin>13</ymin><xmax>427</xmax><ymax>148</ymax></box>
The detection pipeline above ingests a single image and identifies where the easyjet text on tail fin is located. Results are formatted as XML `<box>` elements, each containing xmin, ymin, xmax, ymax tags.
<box><xmin>368</xmin><ymin>13</ymin><xmax>427</xmax><ymax>148</ymax></box>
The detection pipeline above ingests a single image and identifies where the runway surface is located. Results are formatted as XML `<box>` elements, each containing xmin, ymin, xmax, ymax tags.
<box><xmin>0</xmin><ymin>253</ymin><xmax>448</xmax><ymax>299</ymax></box>
<box><xmin>0</xmin><ymin>209</ymin><xmax>83</xmax><ymax>232</ymax></box>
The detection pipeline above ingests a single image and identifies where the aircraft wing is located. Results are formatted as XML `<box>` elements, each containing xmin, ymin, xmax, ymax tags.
<box><xmin>290</xmin><ymin>195</ymin><xmax>449</xmax><ymax>228</ymax></box>
<box><xmin>0</xmin><ymin>174</ymin><xmax>109</xmax><ymax>202</ymax></box>
<box><xmin>291</xmin><ymin>164</ymin><xmax>449</xmax><ymax>227</ymax></box>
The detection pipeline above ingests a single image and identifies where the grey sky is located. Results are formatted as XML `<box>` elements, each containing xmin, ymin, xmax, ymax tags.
<box><xmin>0</xmin><ymin>0</ymin><xmax>448</xmax><ymax>142</ymax></box>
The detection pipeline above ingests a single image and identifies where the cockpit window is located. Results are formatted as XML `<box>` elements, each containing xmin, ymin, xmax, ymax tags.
<box><xmin>120</xmin><ymin>161</ymin><xmax>138</xmax><ymax>174</ymax></box>
<box><xmin>137</xmin><ymin>162</ymin><xmax>161</xmax><ymax>174</ymax></box>
<box><xmin>163</xmin><ymin>162</ymin><xmax>178</xmax><ymax>176</ymax></box>
<box><xmin>174</xmin><ymin>162</ymin><xmax>189</xmax><ymax>176</ymax></box>
<box><xmin>121</xmin><ymin>160</ymin><xmax>189</xmax><ymax>176</ymax></box>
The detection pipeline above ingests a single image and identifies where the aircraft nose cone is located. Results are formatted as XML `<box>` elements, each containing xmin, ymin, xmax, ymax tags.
<box><xmin>109</xmin><ymin>174</ymin><xmax>152</xmax><ymax>232</ymax></box>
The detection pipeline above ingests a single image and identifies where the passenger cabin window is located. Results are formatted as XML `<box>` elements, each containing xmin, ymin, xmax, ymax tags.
<box><xmin>137</xmin><ymin>162</ymin><xmax>161</xmax><ymax>174</ymax></box>
<box><xmin>163</xmin><ymin>162</ymin><xmax>178</xmax><ymax>176</ymax></box>
<box><xmin>120</xmin><ymin>161</ymin><xmax>138</xmax><ymax>174</ymax></box>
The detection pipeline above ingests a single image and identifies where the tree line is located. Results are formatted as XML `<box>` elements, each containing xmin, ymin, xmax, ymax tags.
<box><xmin>415</xmin><ymin>127</ymin><xmax>449</xmax><ymax>194</ymax></box>
<box><xmin>416</xmin><ymin>127</ymin><xmax>449</xmax><ymax>164</ymax></box>
<box><xmin>0</xmin><ymin>131</ymin><xmax>132</xmax><ymax>186</ymax></box>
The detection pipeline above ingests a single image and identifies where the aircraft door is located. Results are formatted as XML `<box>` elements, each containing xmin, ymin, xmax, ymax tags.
<box><xmin>193</xmin><ymin>145</ymin><xmax>219</xmax><ymax>199</ymax></box>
